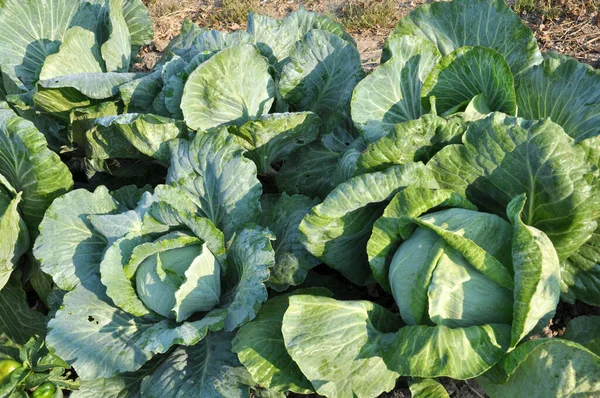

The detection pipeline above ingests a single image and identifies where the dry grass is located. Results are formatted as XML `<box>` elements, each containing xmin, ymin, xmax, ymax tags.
<box><xmin>513</xmin><ymin>0</ymin><xmax>562</xmax><ymax>19</ymax></box>
<box><xmin>339</xmin><ymin>0</ymin><xmax>400</xmax><ymax>30</ymax></box>
<box><xmin>211</xmin><ymin>0</ymin><xmax>261</xmax><ymax>26</ymax></box>
<box><xmin>145</xmin><ymin>0</ymin><xmax>198</xmax><ymax>18</ymax></box>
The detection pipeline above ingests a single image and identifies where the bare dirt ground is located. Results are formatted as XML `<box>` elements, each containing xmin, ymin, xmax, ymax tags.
<box><xmin>139</xmin><ymin>1</ymin><xmax>599</xmax><ymax>397</ymax></box>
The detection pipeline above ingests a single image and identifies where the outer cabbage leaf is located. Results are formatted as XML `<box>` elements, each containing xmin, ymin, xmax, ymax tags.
<box><xmin>0</xmin><ymin>192</ymin><xmax>29</xmax><ymax>289</ymax></box>
<box><xmin>0</xmin><ymin>0</ymin><xmax>82</xmax><ymax>92</ymax></box>
<box><xmin>351</xmin><ymin>36</ymin><xmax>441</xmax><ymax>142</ymax></box>
<box><xmin>300</xmin><ymin>162</ymin><xmax>438</xmax><ymax>285</ymax></box>
<box><xmin>275</xmin><ymin>124</ymin><xmax>359</xmax><ymax>199</ymax></box>
<box><xmin>229</xmin><ymin>112</ymin><xmax>321</xmax><ymax>175</ymax></box>
<box><xmin>421</xmin><ymin>46</ymin><xmax>516</xmax><ymax>116</ymax></box>
<box><xmin>46</xmin><ymin>285</ymin><xmax>158</xmax><ymax>380</ymax></box>
<box><xmin>0</xmin><ymin>281</ymin><xmax>47</xmax><ymax>345</ymax></box>
<box><xmin>34</xmin><ymin>186</ymin><xmax>123</xmax><ymax>291</ymax></box>
<box><xmin>0</xmin><ymin>106</ymin><xmax>73</xmax><ymax>231</ymax></box>
<box><xmin>47</xmin><ymin>286</ymin><xmax>226</xmax><ymax>380</ymax></box>
<box><xmin>248</xmin><ymin>7</ymin><xmax>354</xmax><ymax>72</ymax></box>
<box><xmin>282</xmin><ymin>295</ymin><xmax>402</xmax><ymax>398</ymax></box>
<box><xmin>562</xmin><ymin>316</ymin><xmax>600</xmax><ymax>356</ymax></box>
<box><xmin>139</xmin><ymin>332</ymin><xmax>253</xmax><ymax>398</ymax></box>
<box><xmin>167</xmin><ymin>128</ymin><xmax>262</xmax><ymax>240</ymax></box>
<box><xmin>428</xmin><ymin>113</ymin><xmax>599</xmax><ymax>302</ymax></box>
<box><xmin>72</xmin><ymin>356</ymin><xmax>166</xmax><ymax>398</ymax></box>
<box><xmin>100</xmin><ymin>0</ymin><xmax>133</xmax><ymax>72</ymax></box>
<box><xmin>478</xmin><ymin>339</ymin><xmax>600</xmax><ymax>396</ymax></box>
<box><xmin>516</xmin><ymin>52</ymin><xmax>600</xmax><ymax>143</ymax></box>
<box><xmin>507</xmin><ymin>194</ymin><xmax>560</xmax><ymax>346</ymax></box>
<box><xmin>120</xmin><ymin>69</ymin><xmax>164</xmax><ymax>113</ymax></box>
<box><xmin>381</xmin><ymin>324</ymin><xmax>511</xmax><ymax>379</ymax></box>
<box><xmin>232</xmin><ymin>289</ymin><xmax>332</xmax><ymax>394</ymax></box>
<box><xmin>355</xmin><ymin>113</ymin><xmax>465</xmax><ymax>175</ymax></box>
<box><xmin>38</xmin><ymin>26</ymin><xmax>104</xmax><ymax>81</ymax></box>
<box><xmin>259</xmin><ymin>194</ymin><xmax>320</xmax><ymax>291</ymax></box>
<box><xmin>409</xmin><ymin>378</ymin><xmax>450</xmax><ymax>398</ymax></box>
<box><xmin>219</xmin><ymin>226</ymin><xmax>275</xmax><ymax>331</ymax></box>
<box><xmin>386</xmin><ymin>0</ymin><xmax>542</xmax><ymax>75</ymax></box>
<box><xmin>181</xmin><ymin>44</ymin><xmax>275</xmax><ymax>131</ymax></box>
<box><xmin>33</xmin><ymin>72</ymin><xmax>137</xmax><ymax>121</ymax></box>
<box><xmin>163</xmin><ymin>30</ymin><xmax>252</xmax><ymax>119</ymax></box>
<box><xmin>123</xmin><ymin>0</ymin><xmax>154</xmax><ymax>50</ymax></box>
<box><xmin>280</xmin><ymin>30</ymin><xmax>363</xmax><ymax>129</ymax></box>
<box><xmin>94</xmin><ymin>114</ymin><xmax>191</xmax><ymax>162</ymax></box>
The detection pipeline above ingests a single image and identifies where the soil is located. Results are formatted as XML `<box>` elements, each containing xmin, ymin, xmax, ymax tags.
<box><xmin>139</xmin><ymin>1</ymin><xmax>600</xmax><ymax>397</ymax></box>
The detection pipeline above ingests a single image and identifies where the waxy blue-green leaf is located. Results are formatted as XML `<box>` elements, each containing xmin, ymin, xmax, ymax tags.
<box><xmin>300</xmin><ymin>162</ymin><xmax>438</xmax><ymax>285</ymax></box>
<box><xmin>101</xmin><ymin>0</ymin><xmax>133</xmax><ymax>72</ymax></box>
<box><xmin>0</xmin><ymin>0</ymin><xmax>83</xmax><ymax>92</ymax></box>
<box><xmin>86</xmin><ymin>120</ymin><xmax>146</xmax><ymax>161</ymax></box>
<box><xmin>562</xmin><ymin>316</ymin><xmax>600</xmax><ymax>356</ymax></box>
<box><xmin>248</xmin><ymin>7</ymin><xmax>354</xmax><ymax>72</ymax></box>
<box><xmin>220</xmin><ymin>226</ymin><xmax>275</xmax><ymax>331</ymax></box>
<box><xmin>46</xmin><ymin>285</ymin><xmax>156</xmax><ymax>380</ymax></box>
<box><xmin>260</xmin><ymin>194</ymin><xmax>320</xmax><ymax>291</ymax></box>
<box><xmin>387</xmin><ymin>0</ymin><xmax>542</xmax><ymax>75</ymax></box>
<box><xmin>47</xmin><ymin>282</ymin><xmax>226</xmax><ymax>381</ymax></box>
<box><xmin>72</xmin><ymin>356</ymin><xmax>166</xmax><ymax>398</ymax></box>
<box><xmin>230</xmin><ymin>112</ymin><xmax>321</xmax><ymax>175</ymax></box>
<box><xmin>139</xmin><ymin>332</ymin><xmax>253</xmax><ymax>398</ymax></box>
<box><xmin>167</xmin><ymin>128</ymin><xmax>262</xmax><ymax>240</ymax></box>
<box><xmin>0</xmin><ymin>106</ymin><xmax>73</xmax><ymax>231</ymax></box>
<box><xmin>428</xmin><ymin>113</ymin><xmax>598</xmax><ymax>302</ymax></box>
<box><xmin>355</xmin><ymin>113</ymin><xmax>466</xmax><ymax>175</ymax></box>
<box><xmin>123</xmin><ymin>0</ymin><xmax>154</xmax><ymax>49</ymax></box>
<box><xmin>33</xmin><ymin>72</ymin><xmax>137</xmax><ymax>120</ymax></box>
<box><xmin>507</xmin><ymin>194</ymin><xmax>560</xmax><ymax>347</ymax></box>
<box><xmin>0</xmin><ymin>281</ymin><xmax>47</xmax><ymax>345</ymax></box>
<box><xmin>282</xmin><ymin>295</ymin><xmax>402</xmax><ymax>398</ymax></box>
<box><xmin>351</xmin><ymin>36</ymin><xmax>441</xmax><ymax>142</ymax></box>
<box><xmin>232</xmin><ymin>288</ymin><xmax>332</xmax><ymax>394</ymax></box>
<box><xmin>368</xmin><ymin>187</ymin><xmax>476</xmax><ymax>291</ymax></box>
<box><xmin>478</xmin><ymin>338</ymin><xmax>600</xmax><ymax>396</ymax></box>
<box><xmin>159</xmin><ymin>20</ymin><xmax>207</xmax><ymax>62</ymax></box>
<box><xmin>94</xmin><ymin>114</ymin><xmax>191</xmax><ymax>162</ymax></box>
<box><xmin>0</xmin><ymin>0</ymin><xmax>149</xmax><ymax>93</ymax></box>
<box><xmin>382</xmin><ymin>323</ymin><xmax>511</xmax><ymax>379</ymax></box>
<box><xmin>333</xmin><ymin>137</ymin><xmax>367</xmax><ymax>184</ymax></box>
<box><xmin>34</xmin><ymin>186</ymin><xmax>122</xmax><ymax>291</ymax></box>
<box><xmin>181</xmin><ymin>44</ymin><xmax>275</xmax><ymax>131</ymax></box>
<box><xmin>280</xmin><ymin>30</ymin><xmax>363</xmax><ymax>129</ymax></box>
<box><xmin>38</xmin><ymin>26</ymin><xmax>104</xmax><ymax>81</ymax></box>
<box><xmin>163</xmin><ymin>30</ymin><xmax>252</xmax><ymax>119</ymax></box>
<box><xmin>120</xmin><ymin>69</ymin><xmax>164</xmax><ymax>113</ymax></box>
<box><xmin>421</xmin><ymin>46</ymin><xmax>516</xmax><ymax>116</ymax></box>
<box><xmin>275</xmin><ymin>124</ymin><xmax>359</xmax><ymax>199</ymax></box>
<box><xmin>560</xmin><ymin>224</ymin><xmax>600</xmax><ymax>306</ymax></box>
<box><xmin>516</xmin><ymin>52</ymin><xmax>600</xmax><ymax>143</ymax></box>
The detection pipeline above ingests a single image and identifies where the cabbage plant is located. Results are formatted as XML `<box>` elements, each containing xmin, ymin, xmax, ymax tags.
<box><xmin>234</xmin><ymin>188</ymin><xmax>562</xmax><ymax>397</ymax></box>
<box><xmin>33</xmin><ymin>182</ymin><xmax>275</xmax><ymax>395</ymax></box>
<box><xmin>32</xmin><ymin>126</ymin><xmax>282</xmax><ymax>395</ymax></box>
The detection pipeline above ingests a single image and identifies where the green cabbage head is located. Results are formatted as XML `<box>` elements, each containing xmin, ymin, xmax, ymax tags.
<box><xmin>367</xmin><ymin>187</ymin><xmax>563</xmax><ymax>379</ymax></box>
<box><xmin>134</xmin><ymin>231</ymin><xmax>221</xmax><ymax>321</ymax></box>
<box><xmin>33</xmin><ymin>184</ymin><xmax>275</xmax><ymax>381</ymax></box>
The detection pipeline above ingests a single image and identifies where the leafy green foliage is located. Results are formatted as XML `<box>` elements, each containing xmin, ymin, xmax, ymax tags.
<box><xmin>0</xmin><ymin>0</ymin><xmax>598</xmax><ymax>396</ymax></box>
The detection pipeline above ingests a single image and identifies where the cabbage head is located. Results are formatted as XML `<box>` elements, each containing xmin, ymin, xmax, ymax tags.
<box><xmin>33</xmin><ymin>183</ymin><xmax>275</xmax><ymax>383</ymax></box>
